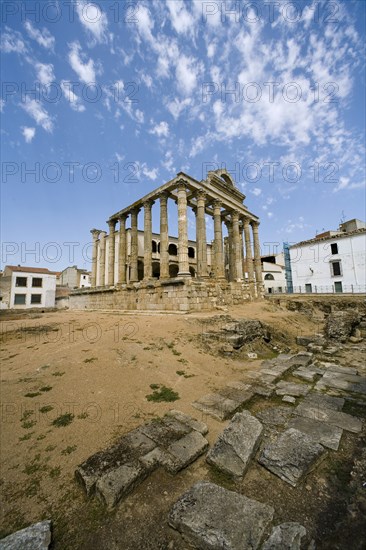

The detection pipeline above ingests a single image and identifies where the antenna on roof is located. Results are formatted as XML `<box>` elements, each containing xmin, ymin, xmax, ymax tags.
<box><xmin>340</xmin><ymin>210</ymin><xmax>346</xmax><ymax>224</ymax></box>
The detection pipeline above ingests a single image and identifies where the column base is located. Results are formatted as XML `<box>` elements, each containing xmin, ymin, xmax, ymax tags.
<box><xmin>177</xmin><ymin>272</ymin><xmax>191</xmax><ymax>278</ymax></box>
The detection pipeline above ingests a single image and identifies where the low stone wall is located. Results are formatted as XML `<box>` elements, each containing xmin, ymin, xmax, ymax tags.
<box><xmin>68</xmin><ymin>278</ymin><xmax>256</xmax><ymax>312</ymax></box>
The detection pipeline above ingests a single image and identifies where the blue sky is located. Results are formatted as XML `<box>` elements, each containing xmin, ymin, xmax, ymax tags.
<box><xmin>1</xmin><ymin>0</ymin><xmax>365</xmax><ymax>271</ymax></box>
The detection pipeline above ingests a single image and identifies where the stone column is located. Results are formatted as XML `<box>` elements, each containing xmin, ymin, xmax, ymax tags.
<box><xmin>177</xmin><ymin>183</ymin><xmax>190</xmax><ymax>277</ymax></box>
<box><xmin>143</xmin><ymin>200</ymin><xmax>154</xmax><ymax>280</ymax></box>
<box><xmin>159</xmin><ymin>193</ymin><xmax>169</xmax><ymax>279</ymax></box>
<box><xmin>107</xmin><ymin>219</ymin><xmax>116</xmax><ymax>286</ymax></box>
<box><xmin>118</xmin><ymin>215</ymin><xmax>127</xmax><ymax>284</ymax></box>
<box><xmin>225</xmin><ymin>219</ymin><xmax>235</xmax><ymax>282</ymax></box>
<box><xmin>130</xmin><ymin>208</ymin><xmax>140</xmax><ymax>283</ymax></box>
<box><xmin>90</xmin><ymin>229</ymin><xmax>101</xmax><ymax>287</ymax></box>
<box><xmin>99</xmin><ymin>231</ymin><xmax>107</xmax><ymax>286</ymax></box>
<box><xmin>243</xmin><ymin>217</ymin><xmax>255</xmax><ymax>295</ymax></box>
<box><xmin>239</xmin><ymin>224</ymin><xmax>245</xmax><ymax>279</ymax></box>
<box><xmin>232</xmin><ymin>211</ymin><xmax>243</xmax><ymax>281</ymax></box>
<box><xmin>252</xmin><ymin>221</ymin><xmax>263</xmax><ymax>288</ymax></box>
<box><xmin>213</xmin><ymin>200</ymin><xmax>225</xmax><ymax>279</ymax></box>
<box><xmin>196</xmin><ymin>190</ymin><xmax>208</xmax><ymax>277</ymax></box>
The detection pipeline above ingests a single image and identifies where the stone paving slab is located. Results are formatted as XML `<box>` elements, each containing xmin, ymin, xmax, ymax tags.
<box><xmin>294</xmin><ymin>402</ymin><xmax>362</xmax><ymax>433</ymax></box>
<box><xmin>206</xmin><ymin>411</ymin><xmax>263</xmax><ymax>478</ymax></box>
<box><xmin>287</xmin><ymin>416</ymin><xmax>343</xmax><ymax>450</ymax></box>
<box><xmin>315</xmin><ymin>372</ymin><xmax>366</xmax><ymax>395</ymax></box>
<box><xmin>302</xmin><ymin>393</ymin><xmax>345</xmax><ymax>411</ymax></box>
<box><xmin>0</xmin><ymin>521</ymin><xmax>51</xmax><ymax>550</ymax></box>
<box><xmin>262</xmin><ymin>522</ymin><xmax>307</xmax><ymax>550</ymax></box>
<box><xmin>169</xmin><ymin>481</ymin><xmax>274</xmax><ymax>550</ymax></box>
<box><xmin>256</xmin><ymin>406</ymin><xmax>293</xmax><ymax>427</ymax></box>
<box><xmin>319</xmin><ymin>363</ymin><xmax>358</xmax><ymax>375</ymax></box>
<box><xmin>293</xmin><ymin>366</ymin><xmax>319</xmax><ymax>382</ymax></box>
<box><xmin>275</xmin><ymin>381</ymin><xmax>311</xmax><ymax>397</ymax></box>
<box><xmin>258</xmin><ymin>428</ymin><xmax>326</xmax><ymax>487</ymax></box>
<box><xmin>76</xmin><ymin>411</ymin><xmax>209</xmax><ymax>507</ymax></box>
<box><xmin>192</xmin><ymin>393</ymin><xmax>241</xmax><ymax>421</ymax></box>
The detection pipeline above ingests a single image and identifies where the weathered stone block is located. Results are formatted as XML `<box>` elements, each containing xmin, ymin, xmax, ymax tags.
<box><xmin>294</xmin><ymin>402</ymin><xmax>362</xmax><ymax>433</ymax></box>
<box><xmin>275</xmin><ymin>381</ymin><xmax>311</xmax><ymax>397</ymax></box>
<box><xmin>169</xmin><ymin>481</ymin><xmax>274</xmax><ymax>550</ymax></box>
<box><xmin>288</xmin><ymin>416</ymin><xmax>343</xmax><ymax>450</ymax></box>
<box><xmin>206</xmin><ymin>411</ymin><xmax>263</xmax><ymax>478</ymax></box>
<box><xmin>163</xmin><ymin>431</ymin><xmax>209</xmax><ymax>474</ymax></box>
<box><xmin>258</xmin><ymin>428</ymin><xmax>326</xmax><ymax>486</ymax></box>
<box><xmin>262</xmin><ymin>522</ymin><xmax>307</xmax><ymax>550</ymax></box>
<box><xmin>0</xmin><ymin>521</ymin><xmax>52</xmax><ymax>550</ymax></box>
<box><xmin>95</xmin><ymin>461</ymin><xmax>149</xmax><ymax>508</ymax></box>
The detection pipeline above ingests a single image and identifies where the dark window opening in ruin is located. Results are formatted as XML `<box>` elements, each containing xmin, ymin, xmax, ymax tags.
<box><xmin>14</xmin><ymin>294</ymin><xmax>26</xmax><ymax>305</ymax></box>
<box><xmin>168</xmin><ymin>243</ymin><xmax>178</xmax><ymax>256</ymax></box>
<box><xmin>137</xmin><ymin>260</ymin><xmax>144</xmax><ymax>281</ymax></box>
<box><xmin>152</xmin><ymin>240</ymin><xmax>157</xmax><ymax>253</ymax></box>
<box><xmin>157</xmin><ymin>242</ymin><xmax>160</xmax><ymax>253</ymax></box>
<box><xmin>331</xmin><ymin>243</ymin><xmax>338</xmax><ymax>255</ymax></box>
<box><xmin>169</xmin><ymin>264</ymin><xmax>179</xmax><ymax>278</ymax></box>
<box><xmin>305</xmin><ymin>283</ymin><xmax>312</xmax><ymax>293</ymax></box>
<box><xmin>331</xmin><ymin>261</ymin><xmax>342</xmax><ymax>277</ymax></box>
<box><xmin>152</xmin><ymin>262</ymin><xmax>160</xmax><ymax>278</ymax></box>
<box><xmin>264</xmin><ymin>273</ymin><xmax>274</xmax><ymax>280</ymax></box>
<box><xmin>16</xmin><ymin>277</ymin><xmax>27</xmax><ymax>287</ymax></box>
<box><xmin>31</xmin><ymin>294</ymin><xmax>42</xmax><ymax>304</ymax></box>
<box><xmin>188</xmin><ymin>247</ymin><xmax>195</xmax><ymax>259</ymax></box>
<box><xmin>32</xmin><ymin>277</ymin><xmax>42</xmax><ymax>287</ymax></box>
<box><xmin>189</xmin><ymin>266</ymin><xmax>196</xmax><ymax>277</ymax></box>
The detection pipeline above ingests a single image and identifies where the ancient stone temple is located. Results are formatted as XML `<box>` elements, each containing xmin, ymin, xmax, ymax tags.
<box><xmin>69</xmin><ymin>169</ymin><xmax>264</xmax><ymax>311</ymax></box>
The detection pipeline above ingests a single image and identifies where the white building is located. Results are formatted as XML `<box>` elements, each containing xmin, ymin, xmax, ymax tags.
<box><xmin>261</xmin><ymin>253</ymin><xmax>287</xmax><ymax>294</ymax></box>
<box><xmin>289</xmin><ymin>219</ymin><xmax>366</xmax><ymax>294</ymax></box>
<box><xmin>1</xmin><ymin>266</ymin><xmax>57</xmax><ymax>309</ymax></box>
<box><xmin>59</xmin><ymin>266</ymin><xmax>91</xmax><ymax>288</ymax></box>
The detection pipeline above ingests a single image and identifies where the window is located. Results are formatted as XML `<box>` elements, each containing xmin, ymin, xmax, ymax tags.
<box><xmin>31</xmin><ymin>294</ymin><xmax>42</xmax><ymax>304</ymax></box>
<box><xmin>188</xmin><ymin>247</ymin><xmax>195</xmax><ymax>259</ymax></box>
<box><xmin>330</xmin><ymin>261</ymin><xmax>342</xmax><ymax>277</ymax></box>
<box><xmin>331</xmin><ymin>243</ymin><xmax>338</xmax><ymax>254</ymax></box>
<box><xmin>334</xmin><ymin>282</ymin><xmax>343</xmax><ymax>293</ymax></box>
<box><xmin>16</xmin><ymin>277</ymin><xmax>27</xmax><ymax>287</ymax></box>
<box><xmin>14</xmin><ymin>294</ymin><xmax>26</xmax><ymax>305</ymax></box>
<box><xmin>32</xmin><ymin>277</ymin><xmax>42</xmax><ymax>287</ymax></box>
<box><xmin>264</xmin><ymin>274</ymin><xmax>274</xmax><ymax>280</ymax></box>
<box><xmin>152</xmin><ymin>240</ymin><xmax>157</xmax><ymax>253</ymax></box>
<box><xmin>305</xmin><ymin>284</ymin><xmax>312</xmax><ymax>293</ymax></box>
<box><xmin>168</xmin><ymin>243</ymin><xmax>178</xmax><ymax>256</ymax></box>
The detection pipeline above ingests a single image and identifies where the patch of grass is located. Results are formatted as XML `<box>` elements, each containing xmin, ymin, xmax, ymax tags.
<box><xmin>83</xmin><ymin>357</ymin><xmax>97</xmax><ymax>363</ymax></box>
<box><xmin>45</xmin><ymin>445</ymin><xmax>56</xmax><ymax>452</ymax></box>
<box><xmin>131</xmin><ymin>355</ymin><xmax>137</xmax><ymax>361</ymax></box>
<box><xmin>61</xmin><ymin>445</ymin><xmax>77</xmax><ymax>455</ymax></box>
<box><xmin>19</xmin><ymin>432</ymin><xmax>34</xmax><ymax>441</ymax></box>
<box><xmin>177</xmin><ymin>358</ymin><xmax>188</xmax><ymax>365</ymax></box>
<box><xmin>176</xmin><ymin>370</ymin><xmax>195</xmax><ymax>379</ymax></box>
<box><xmin>36</xmin><ymin>434</ymin><xmax>46</xmax><ymax>440</ymax></box>
<box><xmin>40</xmin><ymin>364</ymin><xmax>51</xmax><ymax>370</ymax></box>
<box><xmin>49</xmin><ymin>466</ymin><xmax>61</xmax><ymax>478</ymax></box>
<box><xmin>207</xmin><ymin>464</ymin><xmax>236</xmax><ymax>490</ymax></box>
<box><xmin>77</xmin><ymin>412</ymin><xmax>89</xmax><ymax>419</ymax></box>
<box><xmin>18</xmin><ymin>377</ymin><xmax>33</xmax><ymax>383</ymax></box>
<box><xmin>39</xmin><ymin>405</ymin><xmax>54</xmax><ymax>414</ymax></box>
<box><xmin>40</xmin><ymin>385</ymin><xmax>52</xmax><ymax>392</ymax></box>
<box><xmin>172</xmin><ymin>349</ymin><xmax>181</xmax><ymax>356</ymax></box>
<box><xmin>342</xmin><ymin>399</ymin><xmax>366</xmax><ymax>419</ymax></box>
<box><xmin>166</xmin><ymin>341</ymin><xmax>174</xmax><ymax>349</ymax></box>
<box><xmin>52</xmin><ymin>413</ymin><xmax>74</xmax><ymax>427</ymax></box>
<box><xmin>24</xmin><ymin>392</ymin><xmax>41</xmax><ymax>398</ymax></box>
<box><xmin>22</xmin><ymin>420</ymin><xmax>36</xmax><ymax>429</ymax></box>
<box><xmin>146</xmin><ymin>385</ymin><xmax>180</xmax><ymax>403</ymax></box>
<box><xmin>149</xmin><ymin>383</ymin><xmax>160</xmax><ymax>389</ymax></box>
<box><xmin>21</xmin><ymin>410</ymin><xmax>34</xmax><ymax>421</ymax></box>
<box><xmin>52</xmin><ymin>371</ymin><xmax>65</xmax><ymax>377</ymax></box>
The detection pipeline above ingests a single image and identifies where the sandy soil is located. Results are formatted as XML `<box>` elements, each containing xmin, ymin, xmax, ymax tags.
<box><xmin>0</xmin><ymin>301</ymin><xmax>363</xmax><ymax>549</ymax></box>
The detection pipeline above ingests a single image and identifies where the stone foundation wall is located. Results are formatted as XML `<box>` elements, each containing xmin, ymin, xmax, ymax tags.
<box><xmin>68</xmin><ymin>279</ymin><xmax>257</xmax><ymax>312</ymax></box>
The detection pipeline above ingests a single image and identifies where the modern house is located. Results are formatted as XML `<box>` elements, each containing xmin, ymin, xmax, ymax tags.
<box><xmin>261</xmin><ymin>253</ymin><xmax>287</xmax><ymax>294</ymax></box>
<box><xmin>1</xmin><ymin>266</ymin><xmax>57</xmax><ymax>309</ymax></box>
<box><xmin>59</xmin><ymin>266</ymin><xmax>91</xmax><ymax>288</ymax></box>
<box><xmin>288</xmin><ymin>219</ymin><xmax>366</xmax><ymax>294</ymax></box>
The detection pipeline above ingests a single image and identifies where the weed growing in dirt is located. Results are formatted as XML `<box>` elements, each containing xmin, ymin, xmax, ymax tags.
<box><xmin>22</xmin><ymin>420</ymin><xmax>36</xmax><ymax>429</ymax></box>
<box><xmin>61</xmin><ymin>445</ymin><xmax>77</xmax><ymax>455</ymax></box>
<box><xmin>40</xmin><ymin>405</ymin><xmax>54</xmax><ymax>414</ymax></box>
<box><xmin>52</xmin><ymin>413</ymin><xmax>74</xmax><ymax>427</ymax></box>
<box><xmin>77</xmin><ymin>412</ymin><xmax>89</xmax><ymax>419</ymax></box>
<box><xmin>176</xmin><ymin>370</ymin><xmax>195</xmax><ymax>378</ymax></box>
<box><xmin>146</xmin><ymin>385</ymin><xmax>180</xmax><ymax>402</ymax></box>
<box><xmin>40</xmin><ymin>386</ymin><xmax>52</xmax><ymax>392</ymax></box>
<box><xmin>19</xmin><ymin>433</ymin><xmax>33</xmax><ymax>441</ymax></box>
<box><xmin>84</xmin><ymin>358</ymin><xmax>97</xmax><ymax>363</ymax></box>
<box><xmin>24</xmin><ymin>392</ymin><xmax>41</xmax><ymax>398</ymax></box>
<box><xmin>49</xmin><ymin>467</ymin><xmax>61</xmax><ymax>478</ymax></box>
<box><xmin>52</xmin><ymin>371</ymin><xmax>65</xmax><ymax>377</ymax></box>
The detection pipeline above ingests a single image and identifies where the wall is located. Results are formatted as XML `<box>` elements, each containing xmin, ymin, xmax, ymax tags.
<box><xmin>69</xmin><ymin>279</ymin><xmax>254</xmax><ymax>312</ymax></box>
<box><xmin>289</xmin><ymin>232</ymin><xmax>366</xmax><ymax>292</ymax></box>
<box><xmin>10</xmin><ymin>273</ymin><xmax>56</xmax><ymax>308</ymax></box>
<box><xmin>262</xmin><ymin>261</ymin><xmax>286</xmax><ymax>294</ymax></box>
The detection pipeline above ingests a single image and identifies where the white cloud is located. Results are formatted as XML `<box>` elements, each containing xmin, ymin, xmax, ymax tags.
<box><xmin>167</xmin><ymin>0</ymin><xmax>195</xmax><ymax>35</ymax></box>
<box><xmin>68</xmin><ymin>42</ymin><xmax>96</xmax><ymax>84</ymax></box>
<box><xmin>22</xmin><ymin>126</ymin><xmax>36</xmax><ymax>143</ymax></box>
<box><xmin>21</xmin><ymin>99</ymin><xmax>53</xmax><ymax>132</ymax></box>
<box><xmin>140</xmin><ymin>163</ymin><xmax>158</xmax><ymax>181</ymax></box>
<box><xmin>333</xmin><ymin>177</ymin><xmax>365</xmax><ymax>193</ymax></box>
<box><xmin>167</xmin><ymin>97</ymin><xmax>191</xmax><ymax>119</ymax></box>
<box><xmin>0</xmin><ymin>99</ymin><xmax>5</xmax><ymax>113</ymax></box>
<box><xmin>161</xmin><ymin>150</ymin><xmax>175</xmax><ymax>173</ymax></box>
<box><xmin>1</xmin><ymin>28</ymin><xmax>26</xmax><ymax>54</ymax></box>
<box><xmin>149</xmin><ymin>121</ymin><xmax>169</xmax><ymax>137</ymax></box>
<box><xmin>35</xmin><ymin>63</ymin><xmax>54</xmax><ymax>86</ymax></box>
<box><xmin>135</xmin><ymin>5</ymin><xmax>155</xmax><ymax>43</ymax></box>
<box><xmin>176</xmin><ymin>55</ymin><xmax>201</xmax><ymax>96</ymax></box>
<box><xmin>24</xmin><ymin>21</ymin><xmax>55</xmax><ymax>50</ymax></box>
<box><xmin>61</xmin><ymin>80</ymin><xmax>85</xmax><ymax>112</ymax></box>
<box><xmin>75</xmin><ymin>0</ymin><xmax>108</xmax><ymax>43</ymax></box>
<box><xmin>251</xmin><ymin>188</ymin><xmax>262</xmax><ymax>196</ymax></box>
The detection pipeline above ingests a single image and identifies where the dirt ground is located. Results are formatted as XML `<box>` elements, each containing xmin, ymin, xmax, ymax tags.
<box><xmin>0</xmin><ymin>300</ymin><xmax>364</xmax><ymax>549</ymax></box>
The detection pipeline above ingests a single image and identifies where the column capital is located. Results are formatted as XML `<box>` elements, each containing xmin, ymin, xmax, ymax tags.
<box><xmin>213</xmin><ymin>199</ymin><xmax>222</xmax><ymax>211</ymax></box>
<box><xmin>231</xmin><ymin>210</ymin><xmax>240</xmax><ymax>222</ymax></box>
<box><xmin>251</xmin><ymin>220</ymin><xmax>260</xmax><ymax>230</ymax></box>
<box><xmin>177</xmin><ymin>182</ymin><xmax>187</xmax><ymax>193</ymax></box>
<box><xmin>143</xmin><ymin>199</ymin><xmax>155</xmax><ymax>209</ymax></box>
<box><xmin>108</xmin><ymin>219</ymin><xmax>117</xmax><ymax>232</ymax></box>
<box><xmin>196</xmin><ymin>188</ymin><xmax>206</xmax><ymax>200</ymax></box>
<box><xmin>90</xmin><ymin>229</ymin><xmax>101</xmax><ymax>240</ymax></box>
<box><xmin>100</xmin><ymin>230</ymin><xmax>107</xmax><ymax>238</ymax></box>
<box><xmin>130</xmin><ymin>206</ymin><xmax>141</xmax><ymax>216</ymax></box>
<box><xmin>118</xmin><ymin>214</ymin><xmax>128</xmax><ymax>223</ymax></box>
<box><xmin>158</xmin><ymin>191</ymin><xmax>169</xmax><ymax>202</ymax></box>
<box><xmin>243</xmin><ymin>216</ymin><xmax>251</xmax><ymax>227</ymax></box>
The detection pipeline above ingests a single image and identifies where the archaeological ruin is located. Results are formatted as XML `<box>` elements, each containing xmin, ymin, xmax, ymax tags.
<box><xmin>69</xmin><ymin>169</ymin><xmax>264</xmax><ymax>311</ymax></box>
